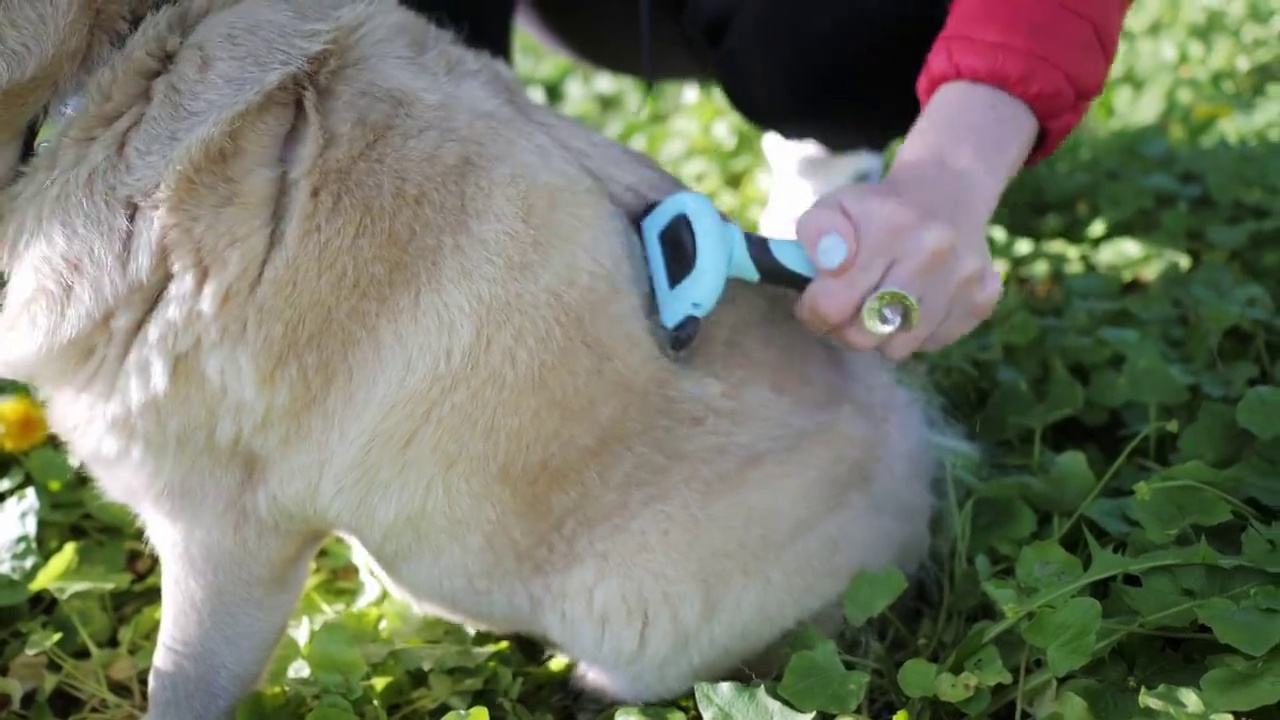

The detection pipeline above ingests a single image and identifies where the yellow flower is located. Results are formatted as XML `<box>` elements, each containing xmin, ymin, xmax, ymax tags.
<box><xmin>0</xmin><ymin>394</ymin><xmax>49</xmax><ymax>454</ymax></box>
<box><xmin>892</xmin><ymin>710</ymin><xmax>910</xmax><ymax>720</ymax></box>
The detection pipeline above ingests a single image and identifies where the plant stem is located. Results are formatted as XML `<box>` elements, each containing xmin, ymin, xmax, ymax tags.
<box><xmin>1013</xmin><ymin>645</ymin><xmax>1029</xmax><ymax>720</ymax></box>
<box><xmin>1146</xmin><ymin>479</ymin><xmax>1263</xmax><ymax>522</ymax></box>
<box><xmin>982</xmin><ymin>582</ymin><xmax>1264</xmax><ymax>715</ymax></box>
<box><xmin>1054</xmin><ymin>420</ymin><xmax>1163</xmax><ymax>542</ymax></box>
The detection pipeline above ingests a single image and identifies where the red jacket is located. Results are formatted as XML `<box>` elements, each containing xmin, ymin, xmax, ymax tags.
<box><xmin>916</xmin><ymin>0</ymin><xmax>1131</xmax><ymax>164</ymax></box>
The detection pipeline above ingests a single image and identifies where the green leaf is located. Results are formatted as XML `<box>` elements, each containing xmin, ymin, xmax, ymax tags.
<box><xmin>1047</xmin><ymin>450</ymin><xmax>1099</xmax><ymax>513</ymax></box>
<box><xmin>304</xmin><ymin>622</ymin><xmax>369</xmax><ymax>691</ymax></box>
<box><xmin>954</xmin><ymin>687</ymin><xmax>993</xmax><ymax>715</ymax></box>
<box><xmin>1199</xmin><ymin>360</ymin><xmax>1261</xmax><ymax>401</ymax></box>
<box><xmin>1198</xmin><ymin>654</ymin><xmax>1280</xmax><ymax>712</ymax></box>
<box><xmin>694</xmin><ymin>682</ymin><xmax>815</xmax><ymax>720</ymax></box>
<box><xmin>1015</xmin><ymin>540</ymin><xmax>1085</xmax><ymax>591</ymax></box>
<box><xmin>1193</xmin><ymin>597</ymin><xmax>1280</xmax><ymax>657</ymax></box>
<box><xmin>841</xmin><ymin>566</ymin><xmax>908</xmax><ymax>627</ymax></box>
<box><xmin>962</xmin><ymin>645</ymin><xmax>1014</xmax><ymax>687</ymax></box>
<box><xmin>0</xmin><ymin>677</ymin><xmax>23</xmax><ymax>711</ymax></box>
<box><xmin>27</xmin><ymin>541</ymin><xmax>78</xmax><ymax>593</ymax></box>
<box><xmin>24</xmin><ymin>540</ymin><xmax>133</xmax><ymax>599</ymax></box>
<box><xmin>933</xmin><ymin>671</ymin><xmax>979</xmax><ymax>703</ymax></box>
<box><xmin>1176</xmin><ymin>401</ymin><xmax>1249</xmax><ymax>465</ymax></box>
<box><xmin>1237</xmin><ymin>385</ymin><xmax>1280</xmax><ymax>439</ymax></box>
<box><xmin>969</xmin><ymin>497</ymin><xmax>1038</xmax><ymax>553</ymax></box>
<box><xmin>262</xmin><ymin>634</ymin><xmax>303</xmax><ymax>687</ymax></box>
<box><xmin>1241</xmin><ymin>522</ymin><xmax>1280</xmax><ymax>568</ymax></box>
<box><xmin>1129</xmin><ymin>480</ymin><xmax>1235</xmax><ymax>542</ymax></box>
<box><xmin>1138</xmin><ymin>684</ymin><xmax>1216</xmax><ymax>719</ymax></box>
<box><xmin>1083</xmin><ymin>529</ymin><xmax>1139</xmax><ymax>577</ymax></box>
<box><xmin>1252</xmin><ymin>585</ymin><xmax>1280</xmax><ymax>611</ymax></box>
<box><xmin>896</xmin><ymin>658</ymin><xmax>938</xmax><ymax>699</ymax></box>
<box><xmin>994</xmin><ymin>309</ymin><xmax>1041</xmax><ymax>346</ymax></box>
<box><xmin>1021</xmin><ymin>597</ymin><xmax>1103</xmax><ymax>677</ymax></box>
<box><xmin>1058</xmin><ymin>679</ymin><xmax>1133</xmax><ymax>720</ymax></box>
<box><xmin>1082</xmin><ymin>496</ymin><xmax>1134</xmax><ymax>537</ymax></box>
<box><xmin>1121</xmin><ymin>345</ymin><xmax>1191</xmax><ymax>406</ymax></box>
<box><xmin>1016</xmin><ymin>359</ymin><xmax>1086</xmax><ymax>429</ymax></box>
<box><xmin>978</xmin><ymin>379</ymin><xmax>1037</xmax><ymax>440</ymax></box>
<box><xmin>776</xmin><ymin>639</ymin><xmax>869</xmax><ymax>714</ymax></box>
<box><xmin>234</xmin><ymin>689</ymin><xmax>294</xmax><ymax>720</ymax></box>
<box><xmin>22</xmin><ymin>446</ymin><xmax>74</xmax><ymax>486</ymax></box>
<box><xmin>1042</xmin><ymin>690</ymin><xmax>1095</xmax><ymax>720</ymax></box>
<box><xmin>1234</xmin><ymin>453</ymin><xmax>1280</xmax><ymax>508</ymax></box>
<box><xmin>1115</xmin><ymin>569</ymin><xmax>1197</xmax><ymax>628</ymax></box>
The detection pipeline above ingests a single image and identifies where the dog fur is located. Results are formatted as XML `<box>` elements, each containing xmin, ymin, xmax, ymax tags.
<box><xmin>0</xmin><ymin>1</ymin><xmax>964</xmax><ymax>718</ymax></box>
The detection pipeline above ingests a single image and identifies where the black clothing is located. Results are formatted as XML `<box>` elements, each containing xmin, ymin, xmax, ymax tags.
<box><xmin>399</xmin><ymin>0</ymin><xmax>950</xmax><ymax>152</ymax></box>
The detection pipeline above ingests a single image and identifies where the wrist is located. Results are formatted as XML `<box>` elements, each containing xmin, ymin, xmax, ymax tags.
<box><xmin>885</xmin><ymin>80</ymin><xmax>1038</xmax><ymax>224</ymax></box>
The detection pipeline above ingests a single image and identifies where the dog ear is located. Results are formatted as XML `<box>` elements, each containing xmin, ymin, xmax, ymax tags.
<box><xmin>101</xmin><ymin>0</ymin><xmax>349</xmax><ymax>198</ymax></box>
<box><xmin>0</xmin><ymin>0</ymin><xmax>148</xmax><ymax>186</ymax></box>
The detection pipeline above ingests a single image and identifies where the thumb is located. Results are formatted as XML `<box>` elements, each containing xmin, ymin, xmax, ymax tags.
<box><xmin>795</xmin><ymin>198</ymin><xmax>860</xmax><ymax>278</ymax></box>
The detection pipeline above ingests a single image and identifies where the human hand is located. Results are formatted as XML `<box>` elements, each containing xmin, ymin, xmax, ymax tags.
<box><xmin>792</xmin><ymin>176</ymin><xmax>1002</xmax><ymax>360</ymax></box>
<box><xmin>791</xmin><ymin>80</ymin><xmax>1039</xmax><ymax>360</ymax></box>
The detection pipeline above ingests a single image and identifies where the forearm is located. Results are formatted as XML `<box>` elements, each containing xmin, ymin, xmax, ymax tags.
<box><xmin>914</xmin><ymin>0</ymin><xmax>1132</xmax><ymax>164</ymax></box>
<box><xmin>886</xmin><ymin>80</ymin><xmax>1038</xmax><ymax>226</ymax></box>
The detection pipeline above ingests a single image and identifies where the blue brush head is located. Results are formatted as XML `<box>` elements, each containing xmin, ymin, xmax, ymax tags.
<box><xmin>637</xmin><ymin>190</ymin><xmax>817</xmax><ymax>351</ymax></box>
<box><xmin>638</xmin><ymin>191</ymin><xmax>734</xmax><ymax>335</ymax></box>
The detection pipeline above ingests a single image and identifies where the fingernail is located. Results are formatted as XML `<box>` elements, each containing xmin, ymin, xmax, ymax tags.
<box><xmin>815</xmin><ymin>232</ymin><xmax>848</xmax><ymax>271</ymax></box>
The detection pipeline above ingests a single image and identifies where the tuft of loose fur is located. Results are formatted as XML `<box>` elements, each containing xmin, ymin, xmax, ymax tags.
<box><xmin>0</xmin><ymin>1</ymin><xmax>970</xmax><ymax>718</ymax></box>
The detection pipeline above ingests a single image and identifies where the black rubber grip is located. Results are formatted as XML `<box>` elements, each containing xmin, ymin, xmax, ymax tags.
<box><xmin>743</xmin><ymin>232</ymin><xmax>811</xmax><ymax>292</ymax></box>
<box><xmin>658</xmin><ymin>215</ymin><xmax>698</xmax><ymax>288</ymax></box>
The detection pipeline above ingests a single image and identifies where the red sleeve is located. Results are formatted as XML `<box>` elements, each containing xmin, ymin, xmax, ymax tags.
<box><xmin>915</xmin><ymin>0</ymin><xmax>1131</xmax><ymax>165</ymax></box>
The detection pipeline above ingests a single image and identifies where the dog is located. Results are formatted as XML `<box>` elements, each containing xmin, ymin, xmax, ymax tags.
<box><xmin>0</xmin><ymin>1</ymin><xmax>965</xmax><ymax>718</ymax></box>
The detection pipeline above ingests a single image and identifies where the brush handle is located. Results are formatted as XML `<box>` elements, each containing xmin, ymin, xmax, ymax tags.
<box><xmin>739</xmin><ymin>231</ymin><xmax>815</xmax><ymax>292</ymax></box>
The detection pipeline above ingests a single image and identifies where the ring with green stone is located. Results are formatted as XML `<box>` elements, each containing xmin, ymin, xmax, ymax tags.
<box><xmin>860</xmin><ymin>288</ymin><xmax>919</xmax><ymax>336</ymax></box>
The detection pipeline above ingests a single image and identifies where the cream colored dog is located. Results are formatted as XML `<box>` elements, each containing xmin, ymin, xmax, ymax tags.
<box><xmin>0</xmin><ymin>1</ymin><xmax>965</xmax><ymax>718</ymax></box>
